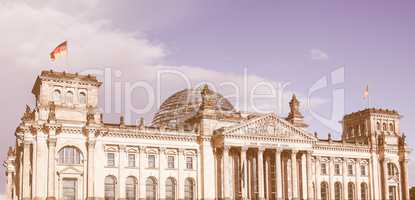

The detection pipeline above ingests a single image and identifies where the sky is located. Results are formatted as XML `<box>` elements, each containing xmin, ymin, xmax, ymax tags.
<box><xmin>0</xmin><ymin>0</ymin><xmax>414</xmax><ymax>195</ymax></box>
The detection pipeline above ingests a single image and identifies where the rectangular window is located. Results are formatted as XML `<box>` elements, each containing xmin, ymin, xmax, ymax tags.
<box><xmin>360</xmin><ymin>165</ymin><xmax>366</xmax><ymax>176</ymax></box>
<box><xmin>335</xmin><ymin>164</ymin><xmax>341</xmax><ymax>175</ymax></box>
<box><xmin>107</xmin><ymin>153</ymin><xmax>115</xmax><ymax>167</ymax></box>
<box><xmin>389</xmin><ymin>186</ymin><xmax>396</xmax><ymax>200</ymax></box>
<box><xmin>148</xmin><ymin>155</ymin><xmax>156</xmax><ymax>168</ymax></box>
<box><xmin>186</xmin><ymin>157</ymin><xmax>193</xmax><ymax>170</ymax></box>
<box><xmin>167</xmin><ymin>156</ymin><xmax>175</xmax><ymax>169</ymax></box>
<box><xmin>128</xmin><ymin>154</ymin><xmax>136</xmax><ymax>167</ymax></box>
<box><xmin>348</xmin><ymin>164</ymin><xmax>354</xmax><ymax>175</ymax></box>
<box><xmin>321</xmin><ymin>163</ymin><xmax>327</xmax><ymax>175</ymax></box>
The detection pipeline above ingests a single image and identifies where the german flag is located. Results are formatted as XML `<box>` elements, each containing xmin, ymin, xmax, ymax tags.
<box><xmin>50</xmin><ymin>41</ymin><xmax>67</xmax><ymax>61</ymax></box>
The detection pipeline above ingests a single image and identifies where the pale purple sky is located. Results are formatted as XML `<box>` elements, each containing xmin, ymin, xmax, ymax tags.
<box><xmin>0</xmin><ymin>0</ymin><xmax>414</xmax><ymax>195</ymax></box>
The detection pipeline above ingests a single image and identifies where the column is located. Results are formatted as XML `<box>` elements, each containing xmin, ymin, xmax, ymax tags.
<box><xmin>356</xmin><ymin>159</ymin><xmax>361</xmax><ymax>200</ymax></box>
<box><xmin>258</xmin><ymin>148</ymin><xmax>265</xmax><ymax>200</ymax></box>
<box><xmin>118</xmin><ymin>145</ymin><xmax>126</xmax><ymax>200</ymax></box>
<box><xmin>159</xmin><ymin>147</ymin><xmax>167</xmax><ymax>200</ymax></box>
<box><xmin>22</xmin><ymin>139</ymin><xmax>31</xmax><ymax>200</ymax></box>
<box><xmin>343</xmin><ymin>158</ymin><xmax>348</xmax><ymax>200</ymax></box>
<box><xmin>275</xmin><ymin>149</ymin><xmax>283</xmax><ymax>200</ymax></box>
<box><xmin>223</xmin><ymin>146</ymin><xmax>231</xmax><ymax>199</ymax></box>
<box><xmin>178</xmin><ymin>148</ymin><xmax>185</xmax><ymax>200</ymax></box>
<box><xmin>400</xmin><ymin>159</ymin><xmax>409</xmax><ymax>200</ymax></box>
<box><xmin>306</xmin><ymin>152</ymin><xmax>313</xmax><ymax>200</ymax></box>
<box><xmin>382</xmin><ymin>159</ymin><xmax>388</xmax><ymax>200</ymax></box>
<box><xmin>301</xmin><ymin>153</ymin><xmax>307</xmax><ymax>200</ymax></box>
<box><xmin>6</xmin><ymin>169</ymin><xmax>14</xmax><ymax>200</ymax></box>
<box><xmin>291</xmin><ymin>150</ymin><xmax>299</xmax><ymax>200</ymax></box>
<box><xmin>47</xmin><ymin>137</ymin><xmax>57</xmax><ymax>200</ymax></box>
<box><xmin>330</xmin><ymin>157</ymin><xmax>335</xmax><ymax>200</ymax></box>
<box><xmin>87</xmin><ymin>140</ymin><xmax>95</xmax><ymax>199</ymax></box>
<box><xmin>241</xmin><ymin>147</ymin><xmax>248</xmax><ymax>200</ymax></box>
<box><xmin>265</xmin><ymin>154</ymin><xmax>271</xmax><ymax>199</ymax></box>
<box><xmin>315</xmin><ymin>156</ymin><xmax>321</xmax><ymax>200</ymax></box>
<box><xmin>139</xmin><ymin>146</ymin><xmax>146</xmax><ymax>200</ymax></box>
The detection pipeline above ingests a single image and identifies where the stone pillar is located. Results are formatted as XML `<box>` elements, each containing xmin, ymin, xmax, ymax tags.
<box><xmin>301</xmin><ymin>153</ymin><xmax>307</xmax><ymax>200</ymax></box>
<box><xmin>400</xmin><ymin>159</ymin><xmax>409</xmax><ymax>200</ymax></box>
<box><xmin>47</xmin><ymin>137</ymin><xmax>57</xmax><ymax>200</ymax></box>
<box><xmin>291</xmin><ymin>150</ymin><xmax>299</xmax><ymax>200</ymax></box>
<box><xmin>329</xmin><ymin>157</ymin><xmax>335</xmax><ymax>200</ymax></box>
<box><xmin>159</xmin><ymin>147</ymin><xmax>167</xmax><ymax>200</ymax></box>
<box><xmin>87</xmin><ymin>140</ymin><xmax>96</xmax><ymax>200</ymax></box>
<box><xmin>382</xmin><ymin>159</ymin><xmax>389</xmax><ymax>200</ymax></box>
<box><xmin>306</xmin><ymin>152</ymin><xmax>313</xmax><ymax>200</ymax></box>
<box><xmin>265</xmin><ymin>154</ymin><xmax>271</xmax><ymax>200</ymax></box>
<box><xmin>139</xmin><ymin>146</ymin><xmax>146</xmax><ymax>200</ymax></box>
<box><xmin>275</xmin><ymin>149</ymin><xmax>283</xmax><ymax>200</ymax></box>
<box><xmin>223</xmin><ymin>146</ymin><xmax>231</xmax><ymax>200</ymax></box>
<box><xmin>342</xmin><ymin>158</ymin><xmax>348</xmax><ymax>200</ymax></box>
<box><xmin>6</xmin><ymin>169</ymin><xmax>14</xmax><ymax>200</ymax></box>
<box><xmin>118</xmin><ymin>145</ymin><xmax>126</xmax><ymax>200</ymax></box>
<box><xmin>315</xmin><ymin>156</ymin><xmax>321</xmax><ymax>200</ymax></box>
<box><xmin>241</xmin><ymin>147</ymin><xmax>248</xmax><ymax>200</ymax></box>
<box><xmin>22</xmin><ymin>139</ymin><xmax>31</xmax><ymax>200</ymax></box>
<box><xmin>258</xmin><ymin>148</ymin><xmax>265</xmax><ymax>200</ymax></box>
<box><xmin>178</xmin><ymin>148</ymin><xmax>185</xmax><ymax>200</ymax></box>
<box><xmin>356</xmin><ymin>159</ymin><xmax>361</xmax><ymax>200</ymax></box>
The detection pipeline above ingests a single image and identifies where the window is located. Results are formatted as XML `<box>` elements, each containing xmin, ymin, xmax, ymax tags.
<box><xmin>146</xmin><ymin>177</ymin><xmax>157</xmax><ymax>200</ymax></box>
<box><xmin>148</xmin><ymin>155</ymin><xmax>156</xmax><ymax>168</ymax></box>
<box><xmin>128</xmin><ymin>154</ymin><xmax>136</xmax><ymax>167</ymax></box>
<box><xmin>383</xmin><ymin>123</ymin><xmax>387</xmax><ymax>131</ymax></box>
<box><xmin>184</xmin><ymin>178</ymin><xmax>194</xmax><ymax>200</ymax></box>
<box><xmin>321</xmin><ymin>182</ymin><xmax>329</xmax><ymax>200</ymax></box>
<box><xmin>348</xmin><ymin>182</ymin><xmax>355</xmax><ymax>200</ymax></box>
<box><xmin>186</xmin><ymin>157</ymin><xmax>193</xmax><ymax>170</ymax></box>
<box><xmin>348</xmin><ymin>164</ymin><xmax>354</xmax><ymax>175</ymax></box>
<box><xmin>334</xmin><ymin>182</ymin><xmax>342</xmax><ymax>200</ymax></box>
<box><xmin>126</xmin><ymin>176</ymin><xmax>137</xmax><ymax>200</ymax></box>
<box><xmin>321</xmin><ymin>163</ymin><xmax>327</xmax><ymax>175</ymax></box>
<box><xmin>361</xmin><ymin>183</ymin><xmax>368</xmax><ymax>200</ymax></box>
<box><xmin>62</xmin><ymin>179</ymin><xmax>77</xmax><ymax>200</ymax></box>
<box><xmin>335</xmin><ymin>164</ymin><xmax>341</xmax><ymax>175</ymax></box>
<box><xmin>377</xmin><ymin>122</ymin><xmax>381</xmax><ymax>130</ymax></box>
<box><xmin>58</xmin><ymin>146</ymin><xmax>81</xmax><ymax>165</ymax></box>
<box><xmin>389</xmin><ymin>123</ymin><xmax>394</xmax><ymax>132</ymax></box>
<box><xmin>79</xmin><ymin>92</ymin><xmax>87</xmax><ymax>104</ymax></box>
<box><xmin>166</xmin><ymin>177</ymin><xmax>176</xmax><ymax>200</ymax></box>
<box><xmin>360</xmin><ymin>165</ymin><xmax>366</xmax><ymax>176</ymax></box>
<box><xmin>168</xmin><ymin>156</ymin><xmax>175</xmax><ymax>169</ymax></box>
<box><xmin>107</xmin><ymin>153</ymin><xmax>115</xmax><ymax>167</ymax></box>
<box><xmin>53</xmin><ymin>89</ymin><xmax>61</xmax><ymax>102</ymax></box>
<box><xmin>388</xmin><ymin>163</ymin><xmax>398</xmax><ymax>176</ymax></box>
<box><xmin>66</xmin><ymin>91</ymin><xmax>74</xmax><ymax>104</ymax></box>
<box><xmin>105</xmin><ymin>176</ymin><xmax>116</xmax><ymax>200</ymax></box>
<box><xmin>389</xmin><ymin>186</ymin><xmax>396</xmax><ymax>200</ymax></box>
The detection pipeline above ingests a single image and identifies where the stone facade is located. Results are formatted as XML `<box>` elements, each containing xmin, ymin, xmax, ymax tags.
<box><xmin>4</xmin><ymin>70</ymin><xmax>411</xmax><ymax>200</ymax></box>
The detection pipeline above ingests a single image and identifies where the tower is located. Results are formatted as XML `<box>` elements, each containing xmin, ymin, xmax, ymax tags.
<box><xmin>31</xmin><ymin>70</ymin><xmax>102</xmax><ymax>123</ymax></box>
<box><xmin>286</xmin><ymin>94</ymin><xmax>308</xmax><ymax>129</ymax></box>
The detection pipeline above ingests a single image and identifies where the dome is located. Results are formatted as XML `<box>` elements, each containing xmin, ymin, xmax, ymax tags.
<box><xmin>152</xmin><ymin>86</ymin><xmax>235</xmax><ymax>127</ymax></box>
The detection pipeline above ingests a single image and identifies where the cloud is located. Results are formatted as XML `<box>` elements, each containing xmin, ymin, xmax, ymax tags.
<box><xmin>310</xmin><ymin>48</ymin><xmax>329</xmax><ymax>60</ymax></box>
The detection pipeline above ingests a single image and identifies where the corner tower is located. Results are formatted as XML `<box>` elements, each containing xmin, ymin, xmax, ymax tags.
<box><xmin>31</xmin><ymin>70</ymin><xmax>102</xmax><ymax>123</ymax></box>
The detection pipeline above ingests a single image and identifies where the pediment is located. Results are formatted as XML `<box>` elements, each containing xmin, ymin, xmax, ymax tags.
<box><xmin>58</xmin><ymin>166</ymin><xmax>84</xmax><ymax>175</ymax></box>
<box><xmin>220</xmin><ymin>113</ymin><xmax>317</xmax><ymax>141</ymax></box>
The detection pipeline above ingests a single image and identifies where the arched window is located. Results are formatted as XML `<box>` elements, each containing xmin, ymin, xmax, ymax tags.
<box><xmin>165</xmin><ymin>177</ymin><xmax>176</xmax><ymax>200</ymax></box>
<box><xmin>58</xmin><ymin>146</ymin><xmax>82</xmax><ymax>165</ymax></box>
<box><xmin>66</xmin><ymin>91</ymin><xmax>74</xmax><ymax>104</ymax></box>
<box><xmin>146</xmin><ymin>177</ymin><xmax>157</xmax><ymax>200</ymax></box>
<box><xmin>389</xmin><ymin>123</ymin><xmax>394</xmax><ymax>132</ymax></box>
<box><xmin>348</xmin><ymin>182</ymin><xmax>355</xmax><ymax>200</ymax></box>
<box><xmin>383</xmin><ymin>123</ymin><xmax>387</xmax><ymax>131</ymax></box>
<box><xmin>184</xmin><ymin>178</ymin><xmax>195</xmax><ymax>200</ymax></box>
<box><xmin>376</xmin><ymin>122</ymin><xmax>381</xmax><ymax>130</ymax></box>
<box><xmin>79</xmin><ymin>92</ymin><xmax>87</xmax><ymax>104</ymax></box>
<box><xmin>387</xmin><ymin>163</ymin><xmax>399</xmax><ymax>176</ymax></box>
<box><xmin>360</xmin><ymin>182</ymin><xmax>368</xmax><ymax>200</ymax></box>
<box><xmin>105</xmin><ymin>176</ymin><xmax>116</xmax><ymax>200</ymax></box>
<box><xmin>53</xmin><ymin>89</ymin><xmax>61</xmax><ymax>102</ymax></box>
<box><xmin>126</xmin><ymin>176</ymin><xmax>137</xmax><ymax>200</ymax></box>
<box><xmin>335</xmin><ymin>182</ymin><xmax>342</xmax><ymax>200</ymax></box>
<box><xmin>321</xmin><ymin>182</ymin><xmax>329</xmax><ymax>200</ymax></box>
